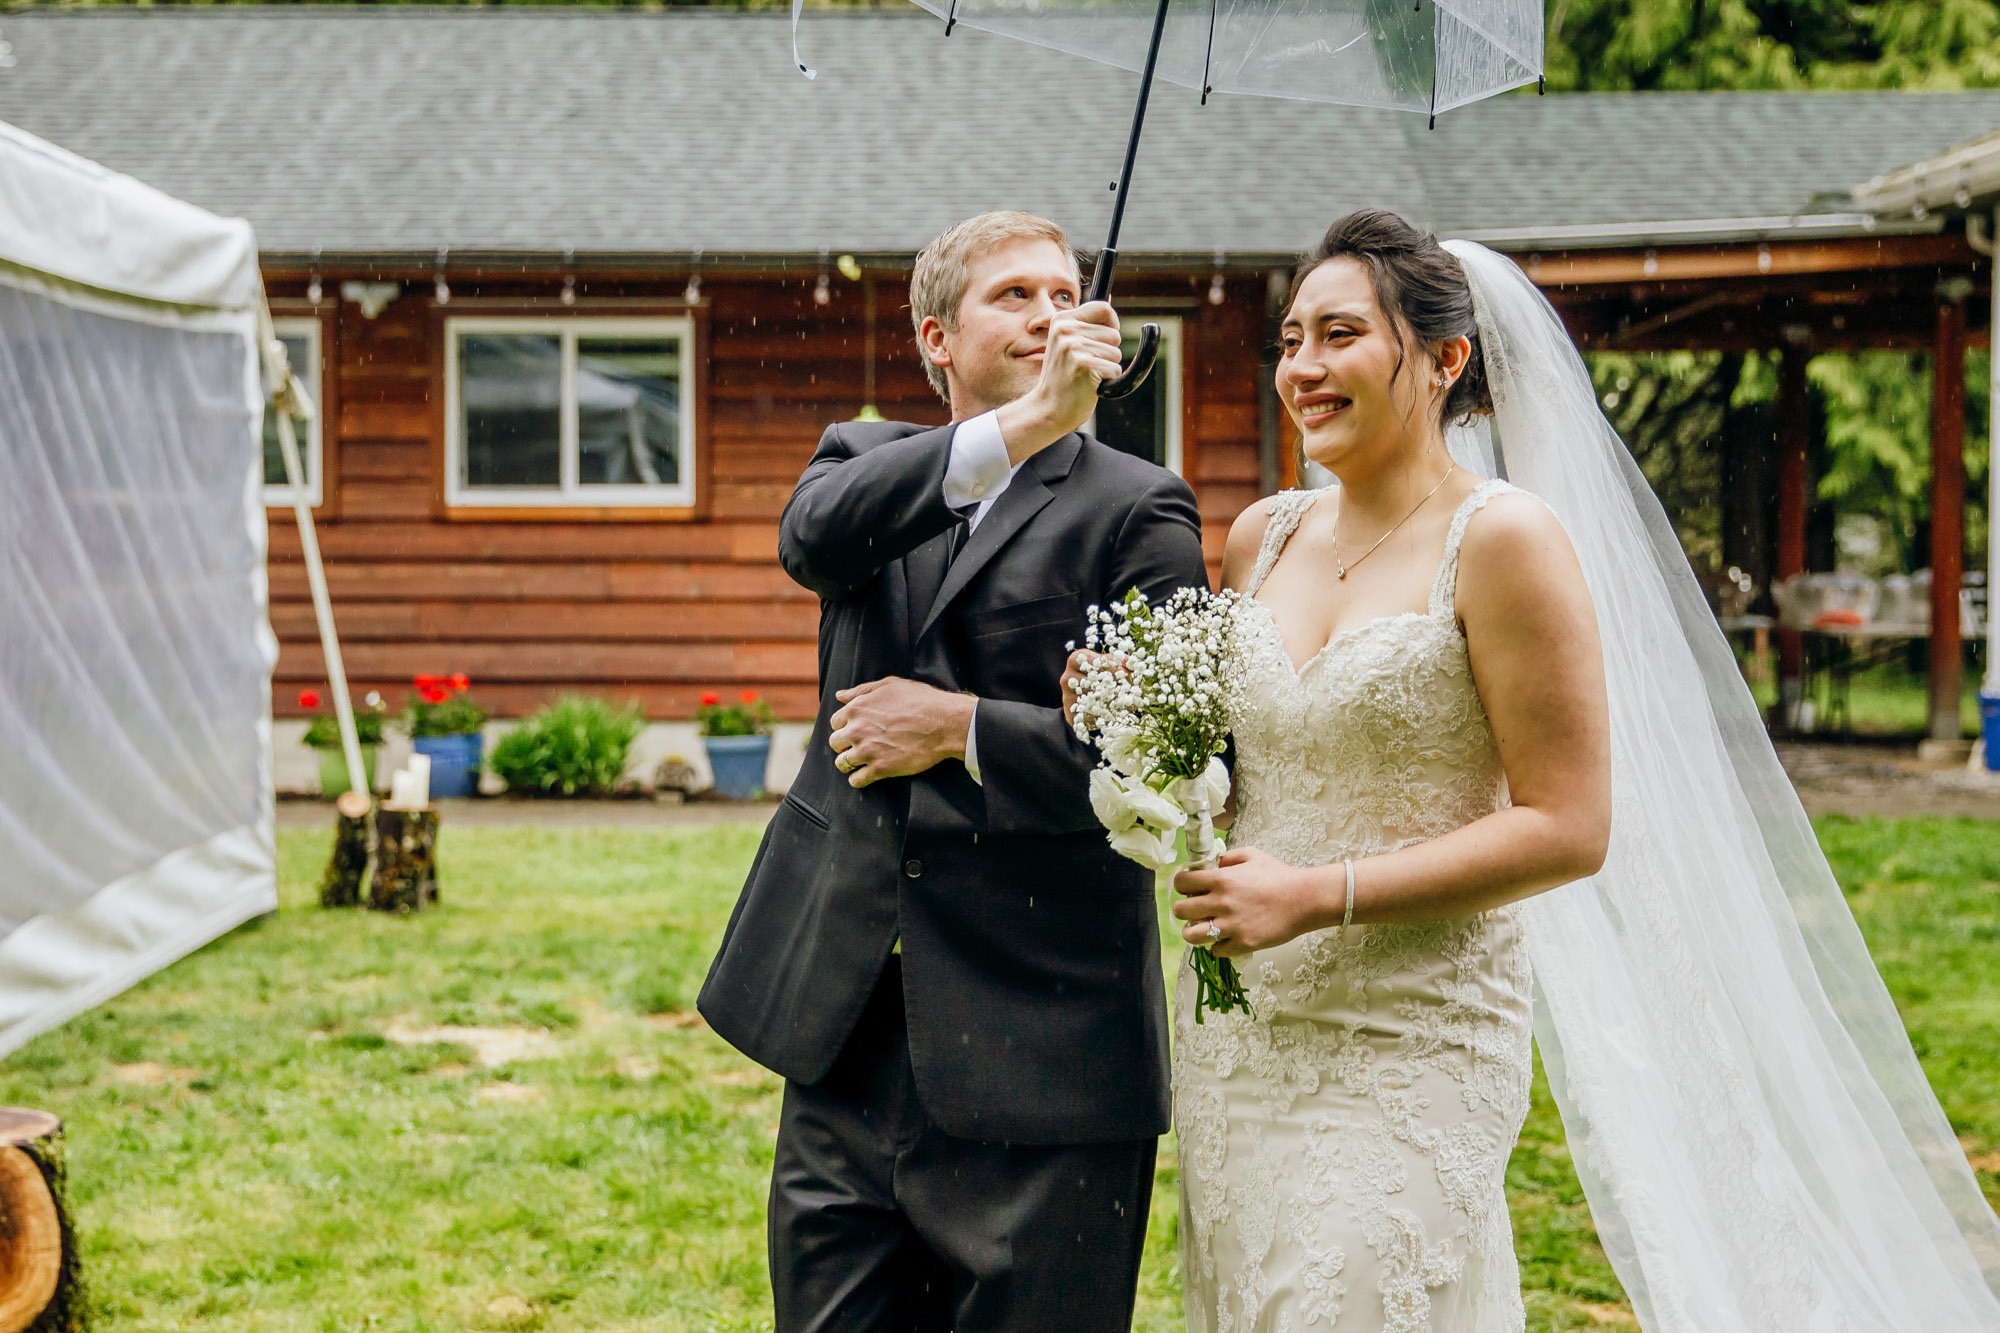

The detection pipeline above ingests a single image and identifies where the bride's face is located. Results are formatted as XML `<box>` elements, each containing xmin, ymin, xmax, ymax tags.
<box><xmin>1278</xmin><ymin>259</ymin><xmax>1432</xmax><ymax>474</ymax></box>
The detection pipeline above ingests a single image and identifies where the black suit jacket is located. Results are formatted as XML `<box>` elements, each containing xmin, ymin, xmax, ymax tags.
<box><xmin>697</xmin><ymin>419</ymin><xmax>1208</xmax><ymax>1145</ymax></box>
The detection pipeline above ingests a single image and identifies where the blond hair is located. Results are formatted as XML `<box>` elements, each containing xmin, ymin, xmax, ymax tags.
<box><xmin>909</xmin><ymin>211</ymin><xmax>1080</xmax><ymax>401</ymax></box>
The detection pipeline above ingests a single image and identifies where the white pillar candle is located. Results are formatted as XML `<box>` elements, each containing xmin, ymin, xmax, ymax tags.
<box><xmin>407</xmin><ymin>753</ymin><xmax>432</xmax><ymax>807</ymax></box>
<box><xmin>390</xmin><ymin>769</ymin><xmax>418</xmax><ymax>810</ymax></box>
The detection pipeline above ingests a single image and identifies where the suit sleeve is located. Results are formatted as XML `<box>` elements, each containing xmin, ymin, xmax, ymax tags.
<box><xmin>970</xmin><ymin>473</ymin><xmax>1209</xmax><ymax>836</ymax></box>
<box><xmin>779</xmin><ymin>422</ymin><xmax>966</xmax><ymax>601</ymax></box>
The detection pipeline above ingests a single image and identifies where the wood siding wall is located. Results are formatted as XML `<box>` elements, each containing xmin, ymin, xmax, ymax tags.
<box><xmin>269</xmin><ymin>272</ymin><xmax>1272</xmax><ymax>723</ymax></box>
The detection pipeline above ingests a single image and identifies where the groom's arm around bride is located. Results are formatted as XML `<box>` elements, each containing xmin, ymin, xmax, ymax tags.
<box><xmin>698</xmin><ymin>211</ymin><xmax>1207</xmax><ymax>1330</ymax></box>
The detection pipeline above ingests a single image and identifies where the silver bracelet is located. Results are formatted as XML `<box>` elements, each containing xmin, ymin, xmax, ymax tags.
<box><xmin>1342</xmin><ymin>859</ymin><xmax>1356</xmax><ymax>931</ymax></box>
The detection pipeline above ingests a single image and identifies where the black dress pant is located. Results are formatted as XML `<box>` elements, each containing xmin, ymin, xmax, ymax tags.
<box><xmin>768</xmin><ymin>956</ymin><xmax>1156</xmax><ymax>1332</ymax></box>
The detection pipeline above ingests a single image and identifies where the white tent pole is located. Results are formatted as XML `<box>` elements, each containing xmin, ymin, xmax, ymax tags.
<box><xmin>1989</xmin><ymin>203</ymin><xmax>2000</xmax><ymax>696</ymax></box>
<box><xmin>256</xmin><ymin>294</ymin><xmax>368</xmax><ymax>808</ymax></box>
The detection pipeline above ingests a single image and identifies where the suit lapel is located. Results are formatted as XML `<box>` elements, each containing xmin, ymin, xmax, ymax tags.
<box><xmin>904</xmin><ymin>529</ymin><xmax>950</xmax><ymax>650</ymax></box>
<box><xmin>916</xmin><ymin>432</ymin><xmax>1082</xmax><ymax>643</ymax></box>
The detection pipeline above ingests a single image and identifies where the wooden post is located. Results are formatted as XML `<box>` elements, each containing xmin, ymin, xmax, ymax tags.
<box><xmin>1773</xmin><ymin>346</ymin><xmax>1810</xmax><ymax>728</ymax></box>
<box><xmin>369</xmin><ymin>809</ymin><xmax>440</xmax><ymax>914</ymax></box>
<box><xmin>1930</xmin><ymin>294</ymin><xmax>1968</xmax><ymax>742</ymax></box>
<box><xmin>0</xmin><ymin>1110</ymin><xmax>81</xmax><ymax>1333</ymax></box>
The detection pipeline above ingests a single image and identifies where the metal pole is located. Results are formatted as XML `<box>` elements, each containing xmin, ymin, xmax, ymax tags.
<box><xmin>1088</xmin><ymin>0</ymin><xmax>1174</xmax><ymax>305</ymax></box>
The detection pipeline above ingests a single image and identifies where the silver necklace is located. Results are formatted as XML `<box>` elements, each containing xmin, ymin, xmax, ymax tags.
<box><xmin>1331</xmin><ymin>462</ymin><xmax>1458</xmax><ymax>581</ymax></box>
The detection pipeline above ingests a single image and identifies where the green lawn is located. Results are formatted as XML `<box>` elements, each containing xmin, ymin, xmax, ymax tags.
<box><xmin>3</xmin><ymin>817</ymin><xmax>1994</xmax><ymax>1331</ymax></box>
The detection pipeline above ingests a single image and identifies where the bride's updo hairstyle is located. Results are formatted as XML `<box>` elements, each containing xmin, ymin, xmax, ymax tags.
<box><xmin>1288</xmin><ymin>208</ymin><xmax>1494</xmax><ymax>427</ymax></box>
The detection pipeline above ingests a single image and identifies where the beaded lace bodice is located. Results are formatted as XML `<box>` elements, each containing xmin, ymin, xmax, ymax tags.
<box><xmin>1229</xmin><ymin>480</ymin><xmax>1513</xmax><ymax>870</ymax></box>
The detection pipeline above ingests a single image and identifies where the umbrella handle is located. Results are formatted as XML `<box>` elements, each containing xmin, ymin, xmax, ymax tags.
<box><xmin>1099</xmin><ymin>322</ymin><xmax>1160</xmax><ymax>400</ymax></box>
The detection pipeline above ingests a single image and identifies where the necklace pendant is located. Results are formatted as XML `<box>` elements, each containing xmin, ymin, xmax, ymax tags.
<box><xmin>1336</xmin><ymin>569</ymin><xmax>1347</xmax><ymax>581</ymax></box>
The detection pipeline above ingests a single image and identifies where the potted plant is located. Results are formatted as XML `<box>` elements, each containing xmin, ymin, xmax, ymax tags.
<box><xmin>301</xmin><ymin>689</ymin><xmax>388</xmax><ymax>797</ymax></box>
<box><xmin>407</xmin><ymin>673</ymin><xmax>488</xmax><ymax>799</ymax></box>
<box><xmin>697</xmin><ymin>689</ymin><xmax>775</xmax><ymax>800</ymax></box>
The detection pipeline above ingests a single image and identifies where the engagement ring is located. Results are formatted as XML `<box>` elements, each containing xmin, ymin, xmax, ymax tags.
<box><xmin>1205</xmin><ymin>921</ymin><xmax>1222</xmax><ymax>944</ymax></box>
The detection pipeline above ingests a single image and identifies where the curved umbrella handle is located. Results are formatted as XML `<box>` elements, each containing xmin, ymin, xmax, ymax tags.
<box><xmin>1099</xmin><ymin>321</ymin><xmax>1160</xmax><ymax>400</ymax></box>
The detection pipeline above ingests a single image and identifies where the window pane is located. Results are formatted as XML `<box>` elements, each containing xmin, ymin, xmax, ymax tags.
<box><xmin>461</xmin><ymin>334</ymin><xmax>561</xmax><ymax>488</ymax></box>
<box><xmin>261</xmin><ymin>333</ymin><xmax>313</xmax><ymax>487</ymax></box>
<box><xmin>1094</xmin><ymin>329</ymin><xmax>1168</xmax><ymax>469</ymax></box>
<box><xmin>576</xmin><ymin>337</ymin><xmax>682</xmax><ymax>488</ymax></box>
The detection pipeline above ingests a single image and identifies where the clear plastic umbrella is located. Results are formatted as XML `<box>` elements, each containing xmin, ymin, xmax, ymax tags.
<box><xmin>791</xmin><ymin>0</ymin><xmax>1542</xmax><ymax>394</ymax></box>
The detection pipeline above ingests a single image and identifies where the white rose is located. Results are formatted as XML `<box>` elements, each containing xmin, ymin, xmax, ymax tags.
<box><xmin>1118</xmin><ymin>772</ymin><xmax>1188</xmax><ymax>831</ymax></box>
<box><xmin>1108</xmin><ymin>822</ymin><xmax>1181</xmax><ymax>870</ymax></box>
<box><xmin>1089</xmin><ymin>767</ymin><xmax>1140</xmax><ymax>833</ymax></box>
<box><xmin>1100</xmin><ymin>732</ymin><xmax>1145</xmax><ymax>776</ymax></box>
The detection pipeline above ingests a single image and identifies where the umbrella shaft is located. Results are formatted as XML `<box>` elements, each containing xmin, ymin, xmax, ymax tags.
<box><xmin>1089</xmin><ymin>0</ymin><xmax>1173</xmax><ymax>304</ymax></box>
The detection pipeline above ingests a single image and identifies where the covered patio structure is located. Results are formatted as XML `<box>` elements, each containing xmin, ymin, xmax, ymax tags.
<box><xmin>1530</xmin><ymin>216</ymin><xmax>1990</xmax><ymax>745</ymax></box>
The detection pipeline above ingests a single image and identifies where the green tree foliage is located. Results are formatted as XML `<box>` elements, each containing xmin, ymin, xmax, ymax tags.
<box><xmin>1547</xmin><ymin>0</ymin><xmax>2000</xmax><ymax>91</ymax></box>
<box><xmin>1551</xmin><ymin>0</ymin><xmax>1996</xmax><ymax>582</ymax></box>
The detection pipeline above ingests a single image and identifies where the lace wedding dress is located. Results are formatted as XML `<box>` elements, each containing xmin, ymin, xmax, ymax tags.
<box><xmin>1176</xmin><ymin>478</ymin><xmax>1532</xmax><ymax>1333</ymax></box>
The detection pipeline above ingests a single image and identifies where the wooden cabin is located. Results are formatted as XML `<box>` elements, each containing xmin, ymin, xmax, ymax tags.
<box><xmin>1</xmin><ymin>8</ymin><xmax>1994</xmax><ymax>786</ymax></box>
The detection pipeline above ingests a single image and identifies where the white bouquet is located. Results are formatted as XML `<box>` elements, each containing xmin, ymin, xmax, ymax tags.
<box><xmin>1070</xmin><ymin>587</ymin><xmax>1250</xmax><ymax>1022</ymax></box>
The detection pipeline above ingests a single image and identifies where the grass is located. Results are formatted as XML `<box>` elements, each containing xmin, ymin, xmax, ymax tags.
<box><xmin>1745</xmin><ymin>660</ymin><xmax>1987</xmax><ymax>738</ymax></box>
<box><xmin>2</xmin><ymin>817</ymin><xmax>1994</xmax><ymax>1331</ymax></box>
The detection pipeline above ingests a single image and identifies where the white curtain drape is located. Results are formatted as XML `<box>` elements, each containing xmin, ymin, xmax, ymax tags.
<box><xmin>0</xmin><ymin>120</ymin><xmax>275</xmax><ymax>1057</ymax></box>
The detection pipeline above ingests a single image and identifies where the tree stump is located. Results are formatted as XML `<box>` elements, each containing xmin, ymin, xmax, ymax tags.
<box><xmin>0</xmin><ymin>1110</ymin><xmax>81</xmax><ymax>1333</ymax></box>
<box><xmin>370</xmin><ymin>809</ymin><xmax>440</xmax><ymax>914</ymax></box>
<box><xmin>318</xmin><ymin>791</ymin><xmax>373</xmax><ymax>908</ymax></box>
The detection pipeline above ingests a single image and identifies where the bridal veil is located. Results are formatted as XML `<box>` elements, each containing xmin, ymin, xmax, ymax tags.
<box><xmin>1440</xmin><ymin>238</ymin><xmax>2000</xmax><ymax>1330</ymax></box>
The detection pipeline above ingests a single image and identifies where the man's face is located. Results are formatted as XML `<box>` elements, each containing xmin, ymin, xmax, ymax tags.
<box><xmin>923</xmin><ymin>237</ymin><xmax>1082</xmax><ymax>418</ymax></box>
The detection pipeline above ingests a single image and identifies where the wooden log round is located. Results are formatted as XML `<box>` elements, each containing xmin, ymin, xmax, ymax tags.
<box><xmin>318</xmin><ymin>804</ymin><xmax>373</xmax><ymax>909</ymax></box>
<box><xmin>0</xmin><ymin>1110</ymin><xmax>79</xmax><ymax>1333</ymax></box>
<box><xmin>370</xmin><ymin>809</ymin><xmax>440</xmax><ymax>914</ymax></box>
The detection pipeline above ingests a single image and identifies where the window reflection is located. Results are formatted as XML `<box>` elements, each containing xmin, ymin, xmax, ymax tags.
<box><xmin>461</xmin><ymin>334</ymin><xmax>561</xmax><ymax>488</ymax></box>
<box><xmin>261</xmin><ymin>332</ymin><xmax>314</xmax><ymax>487</ymax></box>
<box><xmin>576</xmin><ymin>338</ymin><xmax>681</xmax><ymax>487</ymax></box>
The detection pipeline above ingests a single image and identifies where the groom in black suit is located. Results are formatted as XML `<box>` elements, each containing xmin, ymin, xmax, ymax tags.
<box><xmin>698</xmin><ymin>211</ymin><xmax>1207</xmax><ymax>1329</ymax></box>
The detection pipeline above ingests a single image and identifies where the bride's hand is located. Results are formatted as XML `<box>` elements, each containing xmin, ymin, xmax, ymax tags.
<box><xmin>1172</xmin><ymin>847</ymin><xmax>1313</xmax><ymax>958</ymax></box>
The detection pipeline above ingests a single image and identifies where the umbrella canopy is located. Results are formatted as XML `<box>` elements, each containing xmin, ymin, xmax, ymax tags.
<box><xmin>905</xmin><ymin>0</ymin><xmax>1541</xmax><ymax>117</ymax></box>
<box><xmin>791</xmin><ymin>0</ymin><xmax>1541</xmax><ymax>393</ymax></box>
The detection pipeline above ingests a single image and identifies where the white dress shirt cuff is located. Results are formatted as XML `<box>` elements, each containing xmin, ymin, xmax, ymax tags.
<box><xmin>941</xmin><ymin>410</ymin><xmax>1012</xmax><ymax>513</ymax></box>
<box><xmin>963</xmin><ymin>701</ymin><xmax>982</xmax><ymax>785</ymax></box>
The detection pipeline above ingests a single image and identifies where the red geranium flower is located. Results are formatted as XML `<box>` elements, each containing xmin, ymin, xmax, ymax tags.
<box><xmin>740</xmin><ymin>689</ymin><xmax>759</xmax><ymax>704</ymax></box>
<box><xmin>414</xmin><ymin>673</ymin><xmax>444</xmax><ymax>690</ymax></box>
<box><xmin>298</xmin><ymin>689</ymin><xmax>321</xmax><ymax>709</ymax></box>
<box><xmin>420</xmin><ymin>685</ymin><xmax>451</xmax><ymax>705</ymax></box>
<box><xmin>449</xmin><ymin>673</ymin><xmax>471</xmax><ymax>692</ymax></box>
<box><xmin>699</xmin><ymin>691</ymin><xmax>722</xmax><ymax>707</ymax></box>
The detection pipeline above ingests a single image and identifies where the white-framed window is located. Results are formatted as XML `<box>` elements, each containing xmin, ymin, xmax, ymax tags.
<box><xmin>262</xmin><ymin>317</ymin><xmax>322</xmax><ymax>506</ymax></box>
<box><xmin>1090</xmin><ymin>315</ymin><xmax>1183</xmax><ymax>475</ymax></box>
<box><xmin>444</xmin><ymin>316</ymin><xmax>697</xmax><ymax>508</ymax></box>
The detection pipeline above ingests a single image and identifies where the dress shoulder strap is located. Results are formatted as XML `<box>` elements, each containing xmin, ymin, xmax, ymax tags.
<box><xmin>1428</xmin><ymin>478</ymin><xmax>1520</xmax><ymax>618</ymax></box>
<box><xmin>1245</xmin><ymin>489</ymin><xmax>1321</xmax><ymax>596</ymax></box>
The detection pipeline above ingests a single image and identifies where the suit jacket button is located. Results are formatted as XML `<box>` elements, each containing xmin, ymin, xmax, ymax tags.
<box><xmin>903</xmin><ymin>858</ymin><xmax>924</xmax><ymax>878</ymax></box>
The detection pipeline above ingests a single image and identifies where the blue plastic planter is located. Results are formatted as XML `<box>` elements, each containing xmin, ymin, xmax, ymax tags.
<box><xmin>1981</xmin><ymin>692</ymin><xmax>2000</xmax><ymax>773</ymax></box>
<box><xmin>704</xmin><ymin>734</ymin><xmax>771</xmax><ymax>800</ymax></box>
<box><xmin>414</xmin><ymin>732</ymin><xmax>484</xmax><ymax>799</ymax></box>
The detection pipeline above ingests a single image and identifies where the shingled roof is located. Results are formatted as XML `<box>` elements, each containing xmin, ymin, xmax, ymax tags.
<box><xmin>2</xmin><ymin>6</ymin><xmax>1997</xmax><ymax>260</ymax></box>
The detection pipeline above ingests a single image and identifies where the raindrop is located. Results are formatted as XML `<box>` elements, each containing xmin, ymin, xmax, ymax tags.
<box><xmin>1955</xmin><ymin>187</ymin><xmax>1973</xmax><ymax>209</ymax></box>
<box><xmin>1912</xmin><ymin>202</ymin><xmax>1929</xmax><ymax>221</ymax></box>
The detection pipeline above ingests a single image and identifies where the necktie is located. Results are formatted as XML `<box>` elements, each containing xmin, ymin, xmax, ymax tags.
<box><xmin>944</xmin><ymin>510</ymin><xmax>972</xmax><ymax>568</ymax></box>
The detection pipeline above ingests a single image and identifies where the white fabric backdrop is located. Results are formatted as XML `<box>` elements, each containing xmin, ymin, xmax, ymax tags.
<box><xmin>0</xmin><ymin>120</ymin><xmax>275</xmax><ymax>1057</ymax></box>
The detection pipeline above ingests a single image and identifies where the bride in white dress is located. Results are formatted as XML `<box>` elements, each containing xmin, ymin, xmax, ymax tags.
<box><xmin>1163</xmin><ymin>211</ymin><xmax>2000</xmax><ymax>1332</ymax></box>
